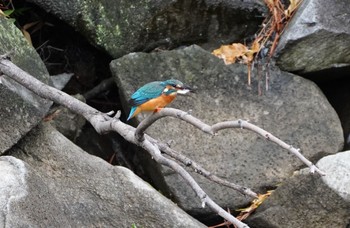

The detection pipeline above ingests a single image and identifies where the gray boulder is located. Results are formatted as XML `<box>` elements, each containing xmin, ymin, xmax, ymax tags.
<box><xmin>27</xmin><ymin>0</ymin><xmax>265</xmax><ymax>58</ymax></box>
<box><xmin>49</xmin><ymin>94</ymin><xmax>86</xmax><ymax>141</ymax></box>
<box><xmin>275</xmin><ymin>0</ymin><xmax>350</xmax><ymax>74</ymax></box>
<box><xmin>110</xmin><ymin>45</ymin><xmax>343</xmax><ymax>215</ymax></box>
<box><xmin>246</xmin><ymin>151</ymin><xmax>350</xmax><ymax>228</ymax></box>
<box><xmin>4</xmin><ymin>123</ymin><xmax>205</xmax><ymax>227</ymax></box>
<box><xmin>0</xmin><ymin>17</ymin><xmax>51</xmax><ymax>154</ymax></box>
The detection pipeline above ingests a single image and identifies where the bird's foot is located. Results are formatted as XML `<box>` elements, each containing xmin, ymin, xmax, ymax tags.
<box><xmin>154</xmin><ymin>108</ymin><xmax>163</xmax><ymax>113</ymax></box>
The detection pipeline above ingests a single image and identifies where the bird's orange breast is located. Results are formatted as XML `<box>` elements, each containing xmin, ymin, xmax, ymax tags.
<box><xmin>139</xmin><ymin>93</ymin><xmax>176</xmax><ymax>111</ymax></box>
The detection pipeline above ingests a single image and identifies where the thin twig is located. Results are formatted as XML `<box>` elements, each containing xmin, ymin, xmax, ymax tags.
<box><xmin>135</xmin><ymin>109</ymin><xmax>214</xmax><ymax>140</ymax></box>
<box><xmin>212</xmin><ymin>120</ymin><xmax>325</xmax><ymax>175</ymax></box>
<box><xmin>150</xmin><ymin>138</ymin><xmax>258</xmax><ymax>198</ymax></box>
<box><xmin>140</xmin><ymin>139</ymin><xmax>249</xmax><ymax>228</ymax></box>
<box><xmin>83</xmin><ymin>77</ymin><xmax>115</xmax><ymax>100</ymax></box>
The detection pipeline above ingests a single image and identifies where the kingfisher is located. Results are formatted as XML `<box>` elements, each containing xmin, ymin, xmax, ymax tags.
<box><xmin>127</xmin><ymin>79</ymin><xmax>193</xmax><ymax>121</ymax></box>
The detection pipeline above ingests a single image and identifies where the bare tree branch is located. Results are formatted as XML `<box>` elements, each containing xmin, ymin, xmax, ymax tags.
<box><xmin>149</xmin><ymin>138</ymin><xmax>258</xmax><ymax>198</ymax></box>
<box><xmin>135</xmin><ymin>108</ymin><xmax>326</xmax><ymax>176</ymax></box>
<box><xmin>0</xmin><ymin>56</ymin><xmax>250</xmax><ymax>228</ymax></box>
<box><xmin>212</xmin><ymin>120</ymin><xmax>326</xmax><ymax>175</ymax></box>
<box><xmin>83</xmin><ymin>77</ymin><xmax>115</xmax><ymax>100</ymax></box>
<box><xmin>139</xmin><ymin>139</ymin><xmax>249</xmax><ymax>228</ymax></box>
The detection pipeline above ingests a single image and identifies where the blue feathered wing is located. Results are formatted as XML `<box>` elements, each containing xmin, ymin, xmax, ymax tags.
<box><xmin>127</xmin><ymin>81</ymin><xmax>165</xmax><ymax>120</ymax></box>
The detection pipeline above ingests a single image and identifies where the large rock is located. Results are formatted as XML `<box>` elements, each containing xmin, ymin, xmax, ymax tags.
<box><xmin>246</xmin><ymin>151</ymin><xmax>350</xmax><ymax>228</ymax></box>
<box><xmin>0</xmin><ymin>17</ymin><xmax>51</xmax><ymax>154</ymax></box>
<box><xmin>28</xmin><ymin>0</ymin><xmax>265</xmax><ymax>57</ymax></box>
<box><xmin>110</xmin><ymin>45</ymin><xmax>343</xmax><ymax>216</ymax></box>
<box><xmin>4</xmin><ymin>123</ymin><xmax>205</xmax><ymax>227</ymax></box>
<box><xmin>275</xmin><ymin>0</ymin><xmax>350</xmax><ymax>75</ymax></box>
<box><xmin>49</xmin><ymin>94</ymin><xmax>86</xmax><ymax>141</ymax></box>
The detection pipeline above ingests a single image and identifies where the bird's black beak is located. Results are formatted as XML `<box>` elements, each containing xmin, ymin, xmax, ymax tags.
<box><xmin>177</xmin><ymin>85</ymin><xmax>195</xmax><ymax>94</ymax></box>
<box><xmin>187</xmin><ymin>86</ymin><xmax>196</xmax><ymax>93</ymax></box>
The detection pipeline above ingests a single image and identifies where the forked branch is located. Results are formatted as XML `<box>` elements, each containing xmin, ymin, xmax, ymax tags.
<box><xmin>136</xmin><ymin>108</ymin><xmax>326</xmax><ymax>176</ymax></box>
<box><xmin>0</xmin><ymin>56</ymin><xmax>249</xmax><ymax>228</ymax></box>
<box><xmin>0</xmin><ymin>55</ymin><xmax>325</xmax><ymax>228</ymax></box>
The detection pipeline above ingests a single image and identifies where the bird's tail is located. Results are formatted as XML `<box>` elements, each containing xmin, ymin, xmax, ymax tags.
<box><xmin>127</xmin><ymin>106</ymin><xmax>138</xmax><ymax>121</ymax></box>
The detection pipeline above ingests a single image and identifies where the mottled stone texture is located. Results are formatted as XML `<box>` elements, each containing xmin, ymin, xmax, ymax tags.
<box><xmin>275</xmin><ymin>0</ymin><xmax>350</xmax><ymax>74</ymax></box>
<box><xmin>111</xmin><ymin>45</ymin><xmax>343</xmax><ymax>215</ymax></box>
<box><xmin>4</xmin><ymin>123</ymin><xmax>205</xmax><ymax>228</ymax></box>
<box><xmin>246</xmin><ymin>151</ymin><xmax>350</xmax><ymax>228</ymax></box>
<box><xmin>27</xmin><ymin>0</ymin><xmax>265</xmax><ymax>57</ymax></box>
<box><xmin>0</xmin><ymin>17</ymin><xmax>51</xmax><ymax>154</ymax></box>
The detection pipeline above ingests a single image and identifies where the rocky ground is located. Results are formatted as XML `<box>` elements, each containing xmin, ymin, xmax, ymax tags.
<box><xmin>0</xmin><ymin>0</ymin><xmax>349</xmax><ymax>227</ymax></box>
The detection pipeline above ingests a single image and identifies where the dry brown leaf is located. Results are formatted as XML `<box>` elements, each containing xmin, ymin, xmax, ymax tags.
<box><xmin>21</xmin><ymin>29</ymin><xmax>32</xmax><ymax>45</ymax></box>
<box><xmin>21</xmin><ymin>21</ymin><xmax>41</xmax><ymax>46</ymax></box>
<box><xmin>212</xmin><ymin>43</ymin><xmax>248</xmax><ymax>65</ymax></box>
<box><xmin>213</xmin><ymin>39</ymin><xmax>262</xmax><ymax>85</ymax></box>
<box><xmin>212</xmin><ymin>0</ymin><xmax>302</xmax><ymax>86</ymax></box>
<box><xmin>236</xmin><ymin>190</ymin><xmax>273</xmax><ymax>221</ymax></box>
<box><xmin>22</xmin><ymin>21</ymin><xmax>40</xmax><ymax>30</ymax></box>
<box><xmin>209</xmin><ymin>190</ymin><xmax>273</xmax><ymax>227</ymax></box>
<box><xmin>245</xmin><ymin>38</ymin><xmax>261</xmax><ymax>62</ymax></box>
<box><xmin>285</xmin><ymin>0</ymin><xmax>302</xmax><ymax>18</ymax></box>
<box><xmin>251</xmin><ymin>38</ymin><xmax>261</xmax><ymax>53</ymax></box>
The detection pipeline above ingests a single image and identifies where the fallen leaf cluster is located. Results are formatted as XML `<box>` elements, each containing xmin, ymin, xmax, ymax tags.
<box><xmin>212</xmin><ymin>0</ymin><xmax>303</xmax><ymax>85</ymax></box>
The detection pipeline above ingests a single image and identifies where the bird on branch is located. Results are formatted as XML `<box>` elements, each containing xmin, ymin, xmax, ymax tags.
<box><xmin>127</xmin><ymin>79</ymin><xmax>194</xmax><ymax>120</ymax></box>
